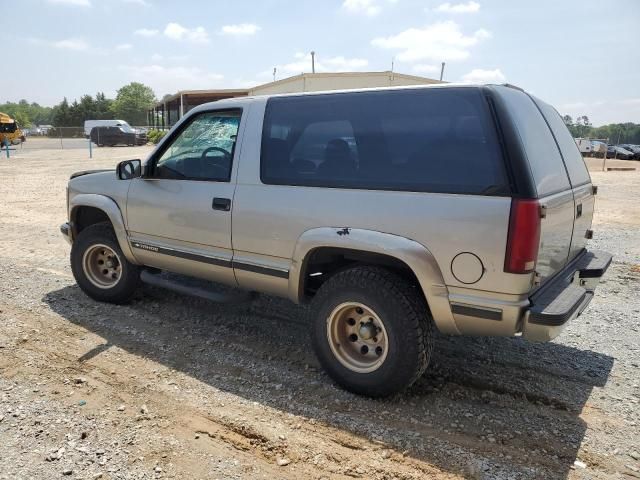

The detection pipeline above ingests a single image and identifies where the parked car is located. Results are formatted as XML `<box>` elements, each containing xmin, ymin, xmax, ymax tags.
<box><xmin>84</xmin><ymin>119</ymin><xmax>136</xmax><ymax>138</ymax></box>
<box><xmin>61</xmin><ymin>84</ymin><xmax>611</xmax><ymax>397</ymax></box>
<box><xmin>90</xmin><ymin>126</ymin><xmax>147</xmax><ymax>147</ymax></box>
<box><xmin>606</xmin><ymin>145</ymin><xmax>634</xmax><ymax>160</ymax></box>
<box><xmin>619</xmin><ymin>144</ymin><xmax>640</xmax><ymax>160</ymax></box>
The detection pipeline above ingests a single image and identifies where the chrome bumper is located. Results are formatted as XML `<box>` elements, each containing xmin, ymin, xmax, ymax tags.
<box><xmin>60</xmin><ymin>222</ymin><xmax>73</xmax><ymax>245</ymax></box>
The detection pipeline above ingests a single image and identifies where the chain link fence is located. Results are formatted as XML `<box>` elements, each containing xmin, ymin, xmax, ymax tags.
<box><xmin>12</xmin><ymin>126</ymin><xmax>169</xmax><ymax>151</ymax></box>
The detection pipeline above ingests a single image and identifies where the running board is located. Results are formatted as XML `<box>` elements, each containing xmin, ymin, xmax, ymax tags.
<box><xmin>140</xmin><ymin>270</ymin><xmax>257</xmax><ymax>304</ymax></box>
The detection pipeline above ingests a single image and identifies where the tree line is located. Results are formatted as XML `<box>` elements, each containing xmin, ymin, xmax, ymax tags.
<box><xmin>562</xmin><ymin>114</ymin><xmax>640</xmax><ymax>144</ymax></box>
<box><xmin>0</xmin><ymin>82</ymin><xmax>156</xmax><ymax>128</ymax></box>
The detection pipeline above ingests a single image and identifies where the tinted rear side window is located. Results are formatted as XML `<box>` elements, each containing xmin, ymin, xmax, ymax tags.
<box><xmin>495</xmin><ymin>87</ymin><xmax>571</xmax><ymax>197</ymax></box>
<box><xmin>533</xmin><ymin>99</ymin><xmax>591</xmax><ymax>187</ymax></box>
<box><xmin>261</xmin><ymin>88</ymin><xmax>509</xmax><ymax>195</ymax></box>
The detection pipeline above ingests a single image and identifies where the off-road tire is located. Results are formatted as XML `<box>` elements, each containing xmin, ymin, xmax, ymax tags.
<box><xmin>310</xmin><ymin>266</ymin><xmax>434</xmax><ymax>397</ymax></box>
<box><xmin>70</xmin><ymin>222</ymin><xmax>140</xmax><ymax>304</ymax></box>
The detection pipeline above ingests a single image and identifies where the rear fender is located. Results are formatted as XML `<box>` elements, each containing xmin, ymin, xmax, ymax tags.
<box><xmin>290</xmin><ymin>227</ymin><xmax>459</xmax><ymax>335</ymax></box>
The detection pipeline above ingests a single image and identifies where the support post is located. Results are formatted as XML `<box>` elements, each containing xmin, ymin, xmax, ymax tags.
<box><xmin>88</xmin><ymin>135</ymin><xmax>92</xmax><ymax>158</ymax></box>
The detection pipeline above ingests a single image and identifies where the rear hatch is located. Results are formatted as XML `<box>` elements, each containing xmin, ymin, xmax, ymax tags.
<box><xmin>491</xmin><ymin>86</ymin><xmax>594</xmax><ymax>285</ymax></box>
<box><xmin>532</xmin><ymin>98</ymin><xmax>594</xmax><ymax>263</ymax></box>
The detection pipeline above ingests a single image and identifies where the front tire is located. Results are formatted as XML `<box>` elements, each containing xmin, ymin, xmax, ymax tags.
<box><xmin>310</xmin><ymin>266</ymin><xmax>433</xmax><ymax>397</ymax></box>
<box><xmin>70</xmin><ymin>223</ymin><xmax>140</xmax><ymax>304</ymax></box>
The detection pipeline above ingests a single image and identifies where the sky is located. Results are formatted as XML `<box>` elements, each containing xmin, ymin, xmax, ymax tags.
<box><xmin>3</xmin><ymin>0</ymin><xmax>639</xmax><ymax>125</ymax></box>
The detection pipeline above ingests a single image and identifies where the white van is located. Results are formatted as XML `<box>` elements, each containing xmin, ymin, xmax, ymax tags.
<box><xmin>84</xmin><ymin>120</ymin><xmax>135</xmax><ymax>137</ymax></box>
<box><xmin>574</xmin><ymin>138</ymin><xmax>592</xmax><ymax>156</ymax></box>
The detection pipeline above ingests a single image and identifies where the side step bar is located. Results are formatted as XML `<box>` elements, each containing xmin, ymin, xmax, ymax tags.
<box><xmin>140</xmin><ymin>270</ymin><xmax>257</xmax><ymax>304</ymax></box>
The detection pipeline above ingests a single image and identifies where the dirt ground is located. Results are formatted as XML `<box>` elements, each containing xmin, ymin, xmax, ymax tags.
<box><xmin>1</xmin><ymin>147</ymin><xmax>639</xmax><ymax>480</ymax></box>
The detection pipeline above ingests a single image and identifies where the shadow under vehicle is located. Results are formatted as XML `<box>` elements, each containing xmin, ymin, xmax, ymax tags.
<box><xmin>44</xmin><ymin>279</ymin><xmax>614</xmax><ymax>479</ymax></box>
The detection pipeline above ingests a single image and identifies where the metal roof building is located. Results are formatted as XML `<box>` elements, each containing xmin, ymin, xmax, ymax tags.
<box><xmin>148</xmin><ymin>71</ymin><xmax>443</xmax><ymax>128</ymax></box>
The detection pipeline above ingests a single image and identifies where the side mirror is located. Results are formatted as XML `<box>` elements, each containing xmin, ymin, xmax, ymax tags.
<box><xmin>117</xmin><ymin>159</ymin><xmax>142</xmax><ymax>180</ymax></box>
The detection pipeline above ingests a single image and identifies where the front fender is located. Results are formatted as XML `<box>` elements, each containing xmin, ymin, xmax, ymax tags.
<box><xmin>69</xmin><ymin>193</ymin><xmax>138</xmax><ymax>265</ymax></box>
<box><xmin>289</xmin><ymin>227</ymin><xmax>459</xmax><ymax>335</ymax></box>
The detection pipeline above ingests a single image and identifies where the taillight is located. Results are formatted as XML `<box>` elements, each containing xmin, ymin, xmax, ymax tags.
<box><xmin>504</xmin><ymin>199</ymin><xmax>541</xmax><ymax>274</ymax></box>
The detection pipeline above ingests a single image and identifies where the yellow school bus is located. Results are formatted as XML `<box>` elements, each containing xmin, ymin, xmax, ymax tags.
<box><xmin>0</xmin><ymin>112</ymin><xmax>25</xmax><ymax>145</ymax></box>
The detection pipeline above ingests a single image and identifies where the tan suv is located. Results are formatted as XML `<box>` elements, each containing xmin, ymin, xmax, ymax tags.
<box><xmin>60</xmin><ymin>84</ymin><xmax>611</xmax><ymax>396</ymax></box>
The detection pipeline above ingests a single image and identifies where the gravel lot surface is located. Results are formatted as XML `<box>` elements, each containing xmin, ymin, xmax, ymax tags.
<box><xmin>0</xmin><ymin>148</ymin><xmax>639</xmax><ymax>479</ymax></box>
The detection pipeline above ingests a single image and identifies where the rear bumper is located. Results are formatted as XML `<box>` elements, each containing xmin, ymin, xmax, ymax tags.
<box><xmin>522</xmin><ymin>249</ymin><xmax>612</xmax><ymax>341</ymax></box>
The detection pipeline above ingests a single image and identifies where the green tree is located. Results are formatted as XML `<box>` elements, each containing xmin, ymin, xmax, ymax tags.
<box><xmin>111</xmin><ymin>82</ymin><xmax>156</xmax><ymax>125</ymax></box>
<box><xmin>52</xmin><ymin>97</ymin><xmax>71</xmax><ymax>127</ymax></box>
<box><xmin>13</xmin><ymin>110</ymin><xmax>31</xmax><ymax>127</ymax></box>
<box><xmin>94</xmin><ymin>92</ymin><xmax>114</xmax><ymax>120</ymax></box>
<box><xmin>0</xmin><ymin>100</ymin><xmax>53</xmax><ymax>126</ymax></box>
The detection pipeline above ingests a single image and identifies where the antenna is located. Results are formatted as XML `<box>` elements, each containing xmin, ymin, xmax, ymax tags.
<box><xmin>391</xmin><ymin>57</ymin><xmax>394</xmax><ymax>72</ymax></box>
<box><xmin>439</xmin><ymin>62</ymin><xmax>446</xmax><ymax>81</ymax></box>
<box><xmin>273</xmin><ymin>67</ymin><xmax>277</xmax><ymax>82</ymax></box>
<box><xmin>311</xmin><ymin>51</ymin><xmax>316</xmax><ymax>73</ymax></box>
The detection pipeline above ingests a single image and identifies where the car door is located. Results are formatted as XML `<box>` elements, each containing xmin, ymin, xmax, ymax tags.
<box><xmin>126</xmin><ymin>108</ymin><xmax>244</xmax><ymax>286</ymax></box>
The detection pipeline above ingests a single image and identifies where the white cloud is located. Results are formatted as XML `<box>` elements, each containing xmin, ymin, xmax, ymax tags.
<box><xmin>220</xmin><ymin>23</ymin><xmax>261</xmax><ymax>36</ymax></box>
<box><xmin>163</xmin><ymin>22</ymin><xmax>210</xmax><ymax>44</ymax></box>
<box><xmin>122</xmin><ymin>0</ymin><xmax>149</xmax><ymax>5</ymax></box>
<box><xmin>460</xmin><ymin>68</ymin><xmax>506</xmax><ymax>84</ymax></box>
<box><xmin>371</xmin><ymin>21</ymin><xmax>490</xmax><ymax>62</ymax></box>
<box><xmin>119</xmin><ymin>64</ymin><xmax>224</xmax><ymax>94</ymax></box>
<box><xmin>560</xmin><ymin>98</ymin><xmax>640</xmax><ymax>126</ymax></box>
<box><xmin>412</xmin><ymin>64</ymin><xmax>440</xmax><ymax>74</ymax></box>
<box><xmin>47</xmin><ymin>0</ymin><xmax>91</xmax><ymax>6</ymax></box>
<box><xmin>266</xmin><ymin>52</ymin><xmax>369</xmax><ymax>77</ymax></box>
<box><xmin>342</xmin><ymin>0</ymin><xmax>381</xmax><ymax>16</ymax></box>
<box><xmin>324</xmin><ymin>56</ymin><xmax>369</xmax><ymax>70</ymax></box>
<box><xmin>151</xmin><ymin>53</ymin><xmax>163</xmax><ymax>61</ymax></box>
<box><xmin>134</xmin><ymin>28</ymin><xmax>159</xmax><ymax>37</ymax></box>
<box><xmin>435</xmin><ymin>1</ymin><xmax>480</xmax><ymax>14</ymax></box>
<box><xmin>116</xmin><ymin>43</ymin><xmax>132</xmax><ymax>50</ymax></box>
<box><xmin>53</xmin><ymin>38</ymin><xmax>90</xmax><ymax>51</ymax></box>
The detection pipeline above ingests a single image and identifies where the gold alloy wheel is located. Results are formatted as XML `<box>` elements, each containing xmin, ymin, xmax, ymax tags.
<box><xmin>82</xmin><ymin>244</ymin><xmax>122</xmax><ymax>289</ymax></box>
<box><xmin>326</xmin><ymin>302</ymin><xmax>389</xmax><ymax>373</ymax></box>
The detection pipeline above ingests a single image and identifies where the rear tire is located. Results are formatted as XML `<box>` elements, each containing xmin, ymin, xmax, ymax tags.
<box><xmin>70</xmin><ymin>222</ymin><xmax>140</xmax><ymax>304</ymax></box>
<box><xmin>310</xmin><ymin>266</ymin><xmax>433</xmax><ymax>397</ymax></box>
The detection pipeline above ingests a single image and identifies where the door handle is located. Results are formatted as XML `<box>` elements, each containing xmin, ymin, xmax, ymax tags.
<box><xmin>212</xmin><ymin>197</ymin><xmax>231</xmax><ymax>211</ymax></box>
<box><xmin>576</xmin><ymin>203</ymin><xmax>582</xmax><ymax>218</ymax></box>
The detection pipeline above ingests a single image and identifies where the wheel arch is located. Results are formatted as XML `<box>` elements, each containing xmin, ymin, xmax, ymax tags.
<box><xmin>69</xmin><ymin>194</ymin><xmax>138</xmax><ymax>264</ymax></box>
<box><xmin>289</xmin><ymin>227</ymin><xmax>459</xmax><ymax>335</ymax></box>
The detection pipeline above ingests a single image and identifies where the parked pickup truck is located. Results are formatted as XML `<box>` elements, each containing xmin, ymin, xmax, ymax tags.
<box><xmin>60</xmin><ymin>84</ymin><xmax>612</xmax><ymax>397</ymax></box>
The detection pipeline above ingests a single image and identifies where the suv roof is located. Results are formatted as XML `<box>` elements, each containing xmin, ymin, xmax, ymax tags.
<box><xmin>189</xmin><ymin>83</ymin><xmax>527</xmax><ymax>117</ymax></box>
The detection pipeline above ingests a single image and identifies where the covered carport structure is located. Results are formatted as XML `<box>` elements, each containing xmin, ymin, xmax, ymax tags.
<box><xmin>148</xmin><ymin>88</ymin><xmax>248</xmax><ymax>129</ymax></box>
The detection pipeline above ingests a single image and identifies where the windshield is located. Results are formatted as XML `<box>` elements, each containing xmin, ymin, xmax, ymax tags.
<box><xmin>0</xmin><ymin>121</ymin><xmax>17</xmax><ymax>133</ymax></box>
<box><xmin>118</xmin><ymin>122</ymin><xmax>134</xmax><ymax>133</ymax></box>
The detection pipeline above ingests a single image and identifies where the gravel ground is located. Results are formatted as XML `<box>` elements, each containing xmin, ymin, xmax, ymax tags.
<box><xmin>0</xmin><ymin>148</ymin><xmax>639</xmax><ymax>480</ymax></box>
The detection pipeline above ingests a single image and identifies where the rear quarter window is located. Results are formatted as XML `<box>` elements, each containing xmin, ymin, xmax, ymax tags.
<box><xmin>260</xmin><ymin>88</ymin><xmax>509</xmax><ymax>195</ymax></box>
<box><xmin>495</xmin><ymin>87</ymin><xmax>571</xmax><ymax>197</ymax></box>
<box><xmin>532</xmin><ymin>98</ymin><xmax>592</xmax><ymax>187</ymax></box>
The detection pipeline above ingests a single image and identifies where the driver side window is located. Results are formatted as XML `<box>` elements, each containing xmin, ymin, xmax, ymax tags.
<box><xmin>153</xmin><ymin>110</ymin><xmax>241</xmax><ymax>181</ymax></box>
